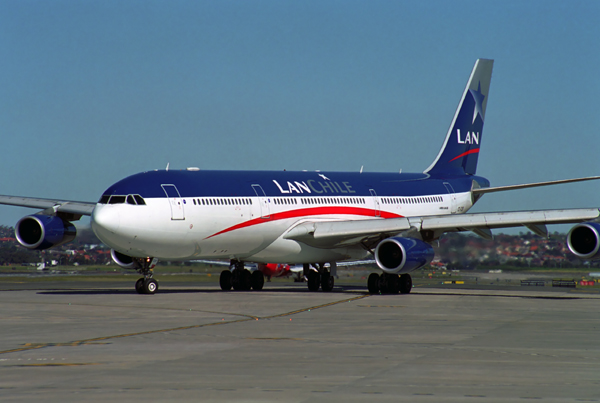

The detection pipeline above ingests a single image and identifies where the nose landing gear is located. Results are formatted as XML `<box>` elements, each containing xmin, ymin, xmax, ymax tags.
<box><xmin>133</xmin><ymin>257</ymin><xmax>159</xmax><ymax>294</ymax></box>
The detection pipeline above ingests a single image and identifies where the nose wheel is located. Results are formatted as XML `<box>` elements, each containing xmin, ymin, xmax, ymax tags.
<box><xmin>133</xmin><ymin>257</ymin><xmax>159</xmax><ymax>294</ymax></box>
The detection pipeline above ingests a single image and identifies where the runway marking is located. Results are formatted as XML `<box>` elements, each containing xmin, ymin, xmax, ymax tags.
<box><xmin>13</xmin><ymin>363</ymin><xmax>100</xmax><ymax>367</ymax></box>
<box><xmin>357</xmin><ymin>304</ymin><xmax>405</xmax><ymax>308</ymax></box>
<box><xmin>3</xmin><ymin>300</ymin><xmax>260</xmax><ymax>320</ymax></box>
<box><xmin>0</xmin><ymin>294</ymin><xmax>369</xmax><ymax>356</ymax></box>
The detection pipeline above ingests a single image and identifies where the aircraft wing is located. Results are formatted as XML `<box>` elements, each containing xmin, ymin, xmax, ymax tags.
<box><xmin>284</xmin><ymin>208</ymin><xmax>600</xmax><ymax>248</ymax></box>
<box><xmin>472</xmin><ymin>176</ymin><xmax>600</xmax><ymax>195</ymax></box>
<box><xmin>0</xmin><ymin>195</ymin><xmax>96</xmax><ymax>218</ymax></box>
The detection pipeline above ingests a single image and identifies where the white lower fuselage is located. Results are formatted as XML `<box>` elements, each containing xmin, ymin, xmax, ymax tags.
<box><xmin>91</xmin><ymin>190</ymin><xmax>474</xmax><ymax>264</ymax></box>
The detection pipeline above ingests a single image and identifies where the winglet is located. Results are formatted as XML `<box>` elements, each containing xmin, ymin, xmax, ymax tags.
<box><xmin>424</xmin><ymin>59</ymin><xmax>494</xmax><ymax>176</ymax></box>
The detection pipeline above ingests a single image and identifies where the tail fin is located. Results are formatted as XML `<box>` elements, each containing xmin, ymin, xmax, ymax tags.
<box><xmin>424</xmin><ymin>59</ymin><xmax>494</xmax><ymax>176</ymax></box>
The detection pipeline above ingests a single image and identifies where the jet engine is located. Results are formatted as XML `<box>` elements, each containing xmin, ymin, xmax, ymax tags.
<box><xmin>15</xmin><ymin>215</ymin><xmax>76</xmax><ymax>250</ymax></box>
<box><xmin>567</xmin><ymin>222</ymin><xmax>600</xmax><ymax>260</ymax></box>
<box><xmin>374</xmin><ymin>237</ymin><xmax>435</xmax><ymax>274</ymax></box>
<box><xmin>110</xmin><ymin>249</ymin><xmax>136</xmax><ymax>269</ymax></box>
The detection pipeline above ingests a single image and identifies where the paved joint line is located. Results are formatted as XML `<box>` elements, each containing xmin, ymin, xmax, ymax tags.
<box><xmin>0</xmin><ymin>294</ymin><xmax>369</xmax><ymax>356</ymax></box>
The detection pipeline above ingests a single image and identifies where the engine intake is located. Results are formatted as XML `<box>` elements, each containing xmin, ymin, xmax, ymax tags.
<box><xmin>15</xmin><ymin>215</ymin><xmax>76</xmax><ymax>250</ymax></box>
<box><xmin>111</xmin><ymin>249</ymin><xmax>136</xmax><ymax>269</ymax></box>
<box><xmin>375</xmin><ymin>237</ymin><xmax>435</xmax><ymax>274</ymax></box>
<box><xmin>567</xmin><ymin>222</ymin><xmax>600</xmax><ymax>260</ymax></box>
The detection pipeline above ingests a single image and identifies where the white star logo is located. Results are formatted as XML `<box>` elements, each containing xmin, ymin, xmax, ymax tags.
<box><xmin>470</xmin><ymin>82</ymin><xmax>486</xmax><ymax>124</ymax></box>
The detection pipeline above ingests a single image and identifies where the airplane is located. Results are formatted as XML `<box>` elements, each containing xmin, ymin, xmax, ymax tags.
<box><xmin>2</xmin><ymin>59</ymin><xmax>600</xmax><ymax>295</ymax></box>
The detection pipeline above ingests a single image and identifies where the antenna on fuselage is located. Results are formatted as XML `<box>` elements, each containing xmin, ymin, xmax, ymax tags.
<box><xmin>360</xmin><ymin>166</ymin><xmax>363</xmax><ymax>174</ymax></box>
<box><xmin>166</xmin><ymin>162</ymin><xmax>170</xmax><ymax>171</ymax></box>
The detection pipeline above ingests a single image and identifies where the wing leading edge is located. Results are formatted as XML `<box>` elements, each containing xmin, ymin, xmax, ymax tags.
<box><xmin>0</xmin><ymin>195</ymin><xmax>95</xmax><ymax>218</ymax></box>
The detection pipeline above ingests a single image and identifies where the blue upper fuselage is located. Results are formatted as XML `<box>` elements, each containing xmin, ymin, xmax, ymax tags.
<box><xmin>100</xmin><ymin>169</ymin><xmax>490</xmax><ymax>200</ymax></box>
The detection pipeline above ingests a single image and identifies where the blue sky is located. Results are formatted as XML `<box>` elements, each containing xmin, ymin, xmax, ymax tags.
<box><xmin>1</xmin><ymin>0</ymin><xmax>599</xmax><ymax>233</ymax></box>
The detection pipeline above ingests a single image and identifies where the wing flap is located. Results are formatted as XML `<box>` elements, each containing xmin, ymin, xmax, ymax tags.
<box><xmin>284</xmin><ymin>217</ymin><xmax>412</xmax><ymax>248</ymax></box>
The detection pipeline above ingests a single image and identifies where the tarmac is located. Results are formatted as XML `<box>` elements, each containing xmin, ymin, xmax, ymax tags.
<box><xmin>1</xmin><ymin>280</ymin><xmax>600</xmax><ymax>402</ymax></box>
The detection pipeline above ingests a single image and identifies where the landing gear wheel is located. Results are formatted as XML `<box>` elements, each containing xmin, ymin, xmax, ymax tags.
<box><xmin>135</xmin><ymin>278</ymin><xmax>145</xmax><ymax>294</ymax></box>
<box><xmin>251</xmin><ymin>270</ymin><xmax>264</xmax><ymax>291</ymax></box>
<box><xmin>367</xmin><ymin>273</ymin><xmax>380</xmax><ymax>294</ymax></box>
<box><xmin>307</xmin><ymin>271</ymin><xmax>320</xmax><ymax>292</ymax></box>
<box><xmin>220</xmin><ymin>270</ymin><xmax>232</xmax><ymax>291</ymax></box>
<box><xmin>241</xmin><ymin>269</ymin><xmax>252</xmax><ymax>291</ymax></box>
<box><xmin>378</xmin><ymin>274</ymin><xmax>389</xmax><ymax>294</ymax></box>
<box><xmin>387</xmin><ymin>274</ymin><xmax>400</xmax><ymax>294</ymax></box>
<box><xmin>399</xmin><ymin>273</ymin><xmax>412</xmax><ymax>294</ymax></box>
<box><xmin>143</xmin><ymin>278</ymin><xmax>158</xmax><ymax>294</ymax></box>
<box><xmin>321</xmin><ymin>271</ymin><xmax>334</xmax><ymax>292</ymax></box>
<box><xmin>233</xmin><ymin>269</ymin><xmax>252</xmax><ymax>291</ymax></box>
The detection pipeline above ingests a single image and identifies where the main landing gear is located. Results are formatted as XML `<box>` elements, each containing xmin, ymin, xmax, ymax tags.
<box><xmin>304</xmin><ymin>263</ymin><xmax>336</xmax><ymax>292</ymax></box>
<box><xmin>219</xmin><ymin>261</ymin><xmax>264</xmax><ymax>291</ymax></box>
<box><xmin>134</xmin><ymin>257</ymin><xmax>160</xmax><ymax>294</ymax></box>
<box><xmin>367</xmin><ymin>272</ymin><xmax>412</xmax><ymax>294</ymax></box>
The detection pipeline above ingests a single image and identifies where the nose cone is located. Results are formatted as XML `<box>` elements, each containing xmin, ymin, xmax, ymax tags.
<box><xmin>91</xmin><ymin>205</ymin><xmax>121</xmax><ymax>243</ymax></box>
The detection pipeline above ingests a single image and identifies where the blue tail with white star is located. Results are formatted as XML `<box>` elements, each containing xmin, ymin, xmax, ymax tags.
<box><xmin>424</xmin><ymin>59</ymin><xmax>494</xmax><ymax>176</ymax></box>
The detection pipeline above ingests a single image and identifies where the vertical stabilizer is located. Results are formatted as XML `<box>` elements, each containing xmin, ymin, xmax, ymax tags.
<box><xmin>424</xmin><ymin>59</ymin><xmax>493</xmax><ymax>176</ymax></box>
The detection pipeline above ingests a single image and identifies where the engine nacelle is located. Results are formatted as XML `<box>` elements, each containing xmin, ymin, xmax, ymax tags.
<box><xmin>111</xmin><ymin>249</ymin><xmax>136</xmax><ymax>269</ymax></box>
<box><xmin>375</xmin><ymin>237</ymin><xmax>435</xmax><ymax>274</ymax></box>
<box><xmin>567</xmin><ymin>222</ymin><xmax>600</xmax><ymax>260</ymax></box>
<box><xmin>15</xmin><ymin>215</ymin><xmax>76</xmax><ymax>250</ymax></box>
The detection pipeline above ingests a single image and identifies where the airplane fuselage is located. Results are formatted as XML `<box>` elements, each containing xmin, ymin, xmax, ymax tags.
<box><xmin>91</xmin><ymin>169</ymin><xmax>488</xmax><ymax>263</ymax></box>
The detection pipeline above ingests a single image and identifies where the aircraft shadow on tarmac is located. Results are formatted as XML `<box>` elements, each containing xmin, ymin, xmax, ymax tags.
<box><xmin>36</xmin><ymin>284</ymin><xmax>369</xmax><ymax>296</ymax></box>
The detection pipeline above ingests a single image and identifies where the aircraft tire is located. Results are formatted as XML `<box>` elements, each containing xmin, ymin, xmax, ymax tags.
<box><xmin>241</xmin><ymin>269</ymin><xmax>252</xmax><ymax>291</ymax></box>
<box><xmin>399</xmin><ymin>274</ymin><xmax>412</xmax><ymax>294</ymax></box>
<box><xmin>378</xmin><ymin>274</ymin><xmax>389</xmax><ymax>294</ymax></box>
<box><xmin>143</xmin><ymin>278</ymin><xmax>158</xmax><ymax>295</ymax></box>
<box><xmin>135</xmin><ymin>278</ymin><xmax>145</xmax><ymax>294</ymax></box>
<box><xmin>367</xmin><ymin>273</ymin><xmax>380</xmax><ymax>294</ymax></box>
<box><xmin>321</xmin><ymin>271</ymin><xmax>334</xmax><ymax>292</ymax></box>
<box><xmin>251</xmin><ymin>270</ymin><xmax>264</xmax><ymax>291</ymax></box>
<box><xmin>307</xmin><ymin>271</ymin><xmax>320</xmax><ymax>292</ymax></box>
<box><xmin>387</xmin><ymin>274</ymin><xmax>400</xmax><ymax>294</ymax></box>
<box><xmin>220</xmin><ymin>270</ymin><xmax>232</xmax><ymax>291</ymax></box>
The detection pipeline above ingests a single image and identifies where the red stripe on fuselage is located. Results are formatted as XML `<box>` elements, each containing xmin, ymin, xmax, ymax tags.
<box><xmin>449</xmin><ymin>148</ymin><xmax>479</xmax><ymax>162</ymax></box>
<box><xmin>205</xmin><ymin>206</ymin><xmax>402</xmax><ymax>239</ymax></box>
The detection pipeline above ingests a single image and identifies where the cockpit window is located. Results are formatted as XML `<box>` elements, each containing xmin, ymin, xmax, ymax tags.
<box><xmin>99</xmin><ymin>194</ymin><xmax>146</xmax><ymax>205</ymax></box>
<box><xmin>108</xmin><ymin>195</ymin><xmax>126</xmax><ymax>204</ymax></box>
<box><xmin>134</xmin><ymin>195</ymin><xmax>146</xmax><ymax>205</ymax></box>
